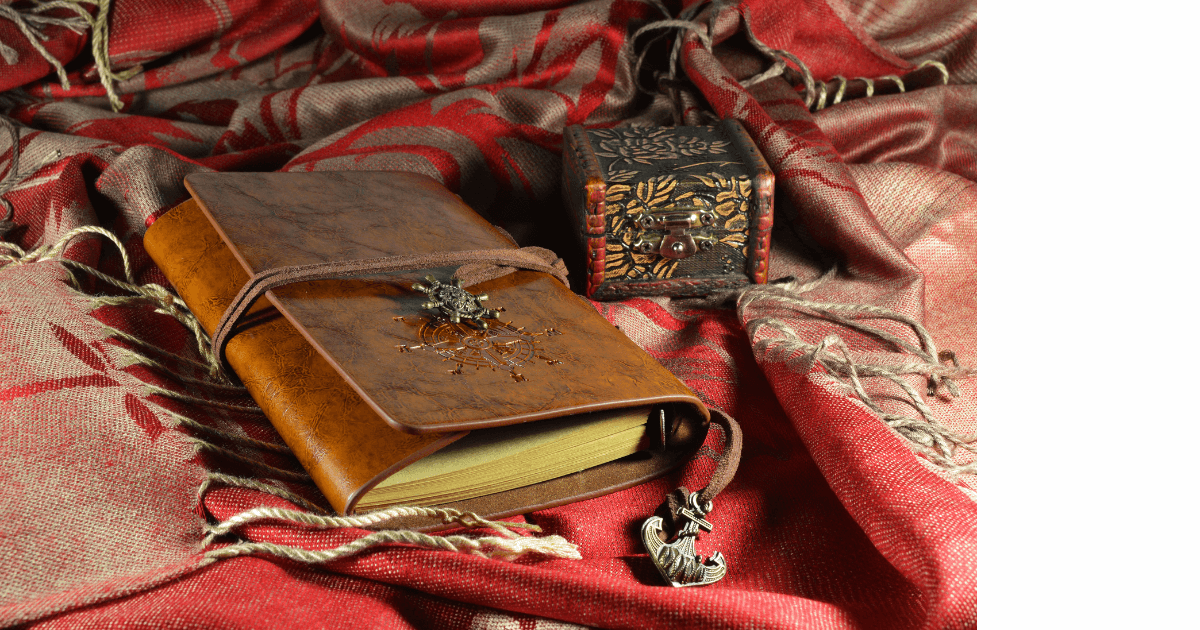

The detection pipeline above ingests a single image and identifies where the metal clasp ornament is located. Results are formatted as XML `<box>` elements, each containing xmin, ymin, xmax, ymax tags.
<box><xmin>412</xmin><ymin>275</ymin><xmax>500</xmax><ymax>328</ymax></box>
<box><xmin>641</xmin><ymin>491</ymin><xmax>727</xmax><ymax>587</ymax></box>
<box><xmin>630</xmin><ymin>208</ymin><xmax>717</xmax><ymax>260</ymax></box>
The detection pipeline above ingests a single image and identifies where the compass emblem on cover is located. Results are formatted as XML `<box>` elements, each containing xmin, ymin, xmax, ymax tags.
<box><xmin>394</xmin><ymin>276</ymin><xmax>562</xmax><ymax>381</ymax></box>
<box><xmin>412</xmin><ymin>275</ymin><xmax>500</xmax><ymax>328</ymax></box>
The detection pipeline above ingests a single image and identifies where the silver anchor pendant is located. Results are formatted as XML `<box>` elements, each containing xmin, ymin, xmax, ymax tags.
<box><xmin>641</xmin><ymin>491</ymin><xmax>727</xmax><ymax>587</ymax></box>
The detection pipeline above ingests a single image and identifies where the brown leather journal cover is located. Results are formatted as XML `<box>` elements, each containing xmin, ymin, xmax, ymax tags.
<box><xmin>144</xmin><ymin>171</ymin><xmax>708</xmax><ymax>522</ymax></box>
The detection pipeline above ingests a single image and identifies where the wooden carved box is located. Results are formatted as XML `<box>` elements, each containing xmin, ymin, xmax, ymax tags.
<box><xmin>561</xmin><ymin>119</ymin><xmax>774</xmax><ymax>300</ymax></box>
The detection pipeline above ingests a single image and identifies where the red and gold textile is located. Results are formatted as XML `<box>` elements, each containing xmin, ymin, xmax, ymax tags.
<box><xmin>0</xmin><ymin>0</ymin><xmax>976</xmax><ymax>627</ymax></box>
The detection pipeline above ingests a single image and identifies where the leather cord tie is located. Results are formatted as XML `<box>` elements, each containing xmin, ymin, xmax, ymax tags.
<box><xmin>660</xmin><ymin>407</ymin><xmax>743</xmax><ymax>534</ymax></box>
<box><xmin>211</xmin><ymin>246</ymin><xmax>568</xmax><ymax>374</ymax></box>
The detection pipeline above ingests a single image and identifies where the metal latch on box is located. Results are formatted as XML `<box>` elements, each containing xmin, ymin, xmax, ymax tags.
<box><xmin>631</xmin><ymin>209</ymin><xmax>717</xmax><ymax>260</ymax></box>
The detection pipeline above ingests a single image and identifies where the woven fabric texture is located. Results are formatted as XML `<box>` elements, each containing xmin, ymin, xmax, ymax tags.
<box><xmin>0</xmin><ymin>0</ymin><xmax>977</xmax><ymax>627</ymax></box>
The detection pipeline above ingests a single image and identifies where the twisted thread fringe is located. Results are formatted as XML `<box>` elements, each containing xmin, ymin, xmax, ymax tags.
<box><xmin>740</xmin><ymin>271</ymin><xmax>977</xmax><ymax>476</ymax></box>
<box><xmin>201</xmin><ymin>528</ymin><xmax>581</xmax><ymax>566</ymax></box>
<box><xmin>630</xmin><ymin>0</ymin><xmax>722</xmax><ymax>99</ymax></box>
<box><xmin>142</xmin><ymin>384</ymin><xmax>264</xmax><ymax>414</ymax></box>
<box><xmin>198</xmin><ymin>486</ymin><xmax>580</xmax><ymax>564</ymax></box>
<box><xmin>157</xmin><ymin>406</ymin><xmax>290</xmax><ymax>454</ymax></box>
<box><xmin>94</xmin><ymin>289</ymin><xmax>224</xmax><ymax>378</ymax></box>
<box><xmin>0</xmin><ymin>0</ymin><xmax>140</xmax><ymax>111</ymax></box>
<box><xmin>112</xmin><ymin>346</ymin><xmax>247</xmax><ymax>394</ymax></box>
<box><xmin>632</xmin><ymin>1</ymin><xmax>950</xmax><ymax>112</ymax></box>
<box><xmin>738</xmin><ymin>12</ymin><xmax>949</xmax><ymax>111</ymax></box>
<box><xmin>0</xmin><ymin>222</ymin><xmax>306</xmax><ymax>481</ymax></box>
<box><xmin>205</xmin><ymin>503</ymin><xmax>543</xmax><ymax>540</ymax></box>
<box><xmin>200</xmin><ymin>472</ymin><xmax>328</xmax><ymax>515</ymax></box>
<box><xmin>185</xmin><ymin>435</ymin><xmax>311</xmax><ymax>482</ymax></box>
<box><xmin>0</xmin><ymin>215</ymin><xmax>224</xmax><ymax>381</ymax></box>
<box><xmin>0</xmin><ymin>3</ymin><xmax>88</xmax><ymax>88</ymax></box>
<box><xmin>1</xmin><ymin>117</ymin><xmax>62</xmax><ymax>237</ymax></box>
<box><xmin>102</xmin><ymin>326</ymin><xmax>221</xmax><ymax>375</ymax></box>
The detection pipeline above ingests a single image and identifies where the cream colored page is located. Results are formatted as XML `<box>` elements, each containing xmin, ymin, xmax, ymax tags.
<box><xmin>378</xmin><ymin>424</ymin><xmax>651</xmax><ymax>504</ymax></box>
<box><xmin>375</xmin><ymin>406</ymin><xmax>649</xmax><ymax>489</ymax></box>
<box><xmin>395</xmin><ymin>423</ymin><xmax>650</xmax><ymax>497</ymax></box>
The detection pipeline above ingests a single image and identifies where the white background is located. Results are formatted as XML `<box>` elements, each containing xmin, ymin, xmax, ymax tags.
<box><xmin>983</xmin><ymin>2</ymin><xmax>1200</xmax><ymax>626</ymax></box>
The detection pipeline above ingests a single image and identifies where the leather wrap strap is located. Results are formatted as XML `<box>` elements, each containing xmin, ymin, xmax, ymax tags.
<box><xmin>697</xmin><ymin>408</ymin><xmax>742</xmax><ymax>507</ymax></box>
<box><xmin>211</xmin><ymin>246</ymin><xmax>568</xmax><ymax>371</ymax></box>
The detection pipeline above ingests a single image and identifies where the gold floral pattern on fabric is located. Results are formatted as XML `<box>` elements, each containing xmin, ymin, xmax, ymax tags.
<box><xmin>602</xmin><ymin>173</ymin><xmax>750</xmax><ymax>281</ymax></box>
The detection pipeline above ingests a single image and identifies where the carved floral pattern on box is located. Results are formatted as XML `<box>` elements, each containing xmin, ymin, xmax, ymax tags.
<box><xmin>603</xmin><ymin>173</ymin><xmax>750</xmax><ymax>281</ymax></box>
<box><xmin>589</xmin><ymin>127</ymin><xmax>731</xmax><ymax>171</ymax></box>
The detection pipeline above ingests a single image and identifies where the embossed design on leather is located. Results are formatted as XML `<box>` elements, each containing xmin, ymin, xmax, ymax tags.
<box><xmin>182</xmin><ymin>172</ymin><xmax>703</xmax><ymax>435</ymax></box>
<box><xmin>392</xmin><ymin>315</ymin><xmax>562</xmax><ymax>382</ymax></box>
<box><xmin>148</xmin><ymin>172</ymin><xmax>711</xmax><ymax>522</ymax></box>
<box><xmin>142</xmin><ymin>198</ymin><xmax>456</xmax><ymax>515</ymax></box>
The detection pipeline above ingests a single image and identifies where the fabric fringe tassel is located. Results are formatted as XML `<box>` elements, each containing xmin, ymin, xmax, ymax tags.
<box><xmin>1</xmin><ymin>117</ymin><xmax>62</xmax><ymax>237</ymax></box>
<box><xmin>156</xmin><ymin>407</ymin><xmax>291</xmax><ymax>453</ymax></box>
<box><xmin>631</xmin><ymin>0</ymin><xmax>949</xmax><ymax>112</ymax></box>
<box><xmin>739</xmin><ymin>270</ymin><xmax>977</xmax><ymax>477</ymax></box>
<box><xmin>199</xmin><ymin>528</ymin><xmax>582</xmax><ymax>566</ymax></box>
<box><xmin>185</xmin><ymin>435</ymin><xmax>312</xmax><ymax>482</ymax></box>
<box><xmin>111</xmin><ymin>346</ymin><xmax>248</xmax><ymax>394</ymax></box>
<box><xmin>0</xmin><ymin>0</ymin><xmax>140</xmax><ymax>111</ymax></box>
<box><xmin>200</xmin><ymin>472</ymin><xmax>327</xmax><ymax>515</ymax></box>
<box><xmin>198</xmin><ymin>473</ymin><xmax>581</xmax><ymax>564</ymax></box>
<box><xmin>0</xmin><ymin>3</ymin><xmax>88</xmax><ymax>89</ymax></box>
<box><xmin>0</xmin><ymin>156</ymin><xmax>225</xmax><ymax>380</ymax></box>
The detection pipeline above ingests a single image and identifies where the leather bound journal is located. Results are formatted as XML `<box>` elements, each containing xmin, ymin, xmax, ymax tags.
<box><xmin>144</xmin><ymin>171</ymin><xmax>710</xmax><ymax>525</ymax></box>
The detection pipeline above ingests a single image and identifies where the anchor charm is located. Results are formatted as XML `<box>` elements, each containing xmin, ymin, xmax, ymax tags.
<box><xmin>641</xmin><ymin>490</ymin><xmax>727</xmax><ymax>587</ymax></box>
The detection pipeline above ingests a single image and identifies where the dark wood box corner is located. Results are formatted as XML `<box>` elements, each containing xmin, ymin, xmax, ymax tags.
<box><xmin>561</xmin><ymin>119</ymin><xmax>774</xmax><ymax>300</ymax></box>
